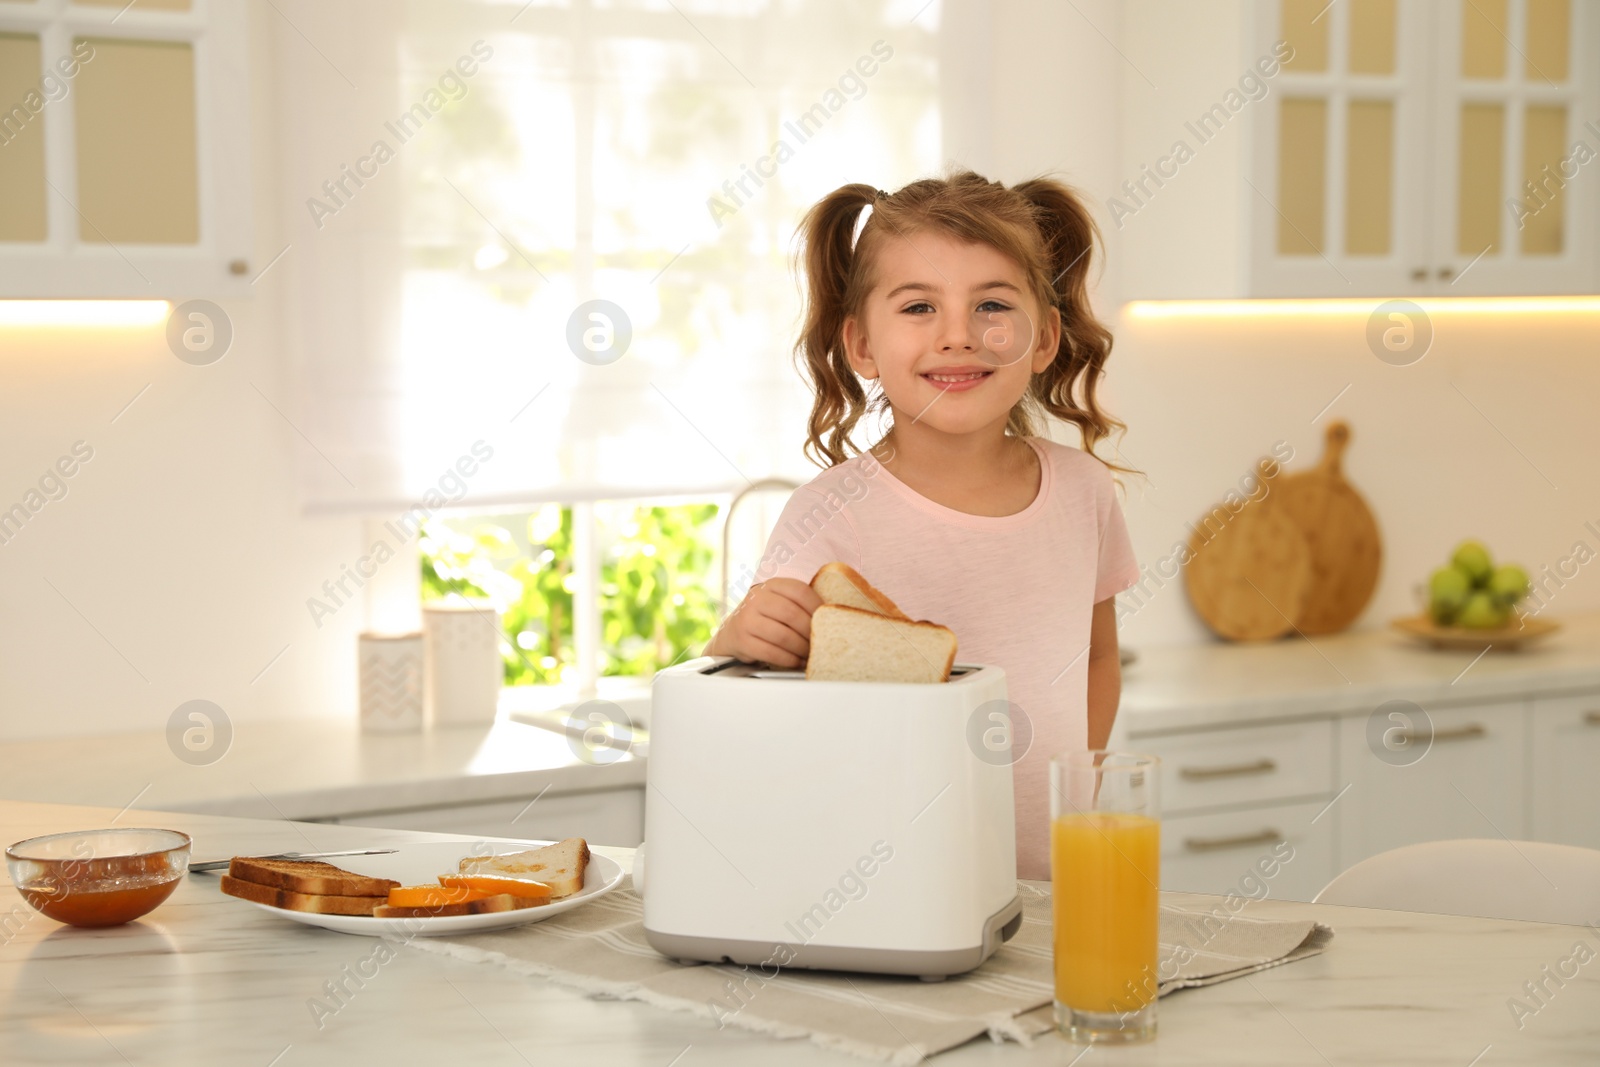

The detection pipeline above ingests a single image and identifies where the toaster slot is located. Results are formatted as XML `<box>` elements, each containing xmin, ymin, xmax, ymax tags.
<box><xmin>746</xmin><ymin>666</ymin><xmax>979</xmax><ymax>680</ymax></box>
<box><xmin>695</xmin><ymin>662</ymin><xmax>983</xmax><ymax>679</ymax></box>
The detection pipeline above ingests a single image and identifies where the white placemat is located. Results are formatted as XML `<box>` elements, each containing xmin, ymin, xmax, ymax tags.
<box><xmin>404</xmin><ymin>879</ymin><xmax>1332</xmax><ymax>1064</ymax></box>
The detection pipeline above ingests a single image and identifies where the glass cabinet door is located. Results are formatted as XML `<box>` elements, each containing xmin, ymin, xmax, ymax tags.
<box><xmin>1434</xmin><ymin>0</ymin><xmax>1595</xmax><ymax>294</ymax></box>
<box><xmin>73</xmin><ymin>35</ymin><xmax>200</xmax><ymax>245</ymax></box>
<box><xmin>1256</xmin><ymin>0</ymin><xmax>1431</xmax><ymax>296</ymax></box>
<box><xmin>0</xmin><ymin>30</ymin><xmax>49</xmax><ymax>243</ymax></box>
<box><xmin>0</xmin><ymin>0</ymin><xmax>250</xmax><ymax>297</ymax></box>
<box><xmin>1253</xmin><ymin>0</ymin><xmax>1595</xmax><ymax>296</ymax></box>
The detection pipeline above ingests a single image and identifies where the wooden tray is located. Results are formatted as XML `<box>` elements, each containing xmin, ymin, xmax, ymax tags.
<box><xmin>1390</xmin><ymin>614</ymin><xmax>1561</xmax><ymax>650</ymax></box>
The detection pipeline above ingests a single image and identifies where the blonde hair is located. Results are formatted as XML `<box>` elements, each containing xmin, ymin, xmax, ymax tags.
<box><xmin>792</xmin><ymin>171</ymin><xmax>1132</xmax><ymax>474</ymax></box>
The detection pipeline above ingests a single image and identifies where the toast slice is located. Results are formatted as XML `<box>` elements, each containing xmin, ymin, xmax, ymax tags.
<box><xmin>457</xmin><ymin>838</ymin><xmax>590</xmax><ymax>899</ymax></box>
<box><xmin>220</xmin><ymin>874</ymin><xmax>386</xmax><ymax>916</ymax></box>
<box><xmin>810</xmin><ymin>562</ymin><xmax>909</xmax><ymax>619</ymax></box>
<box><xmin>226</xmin><ymin>856</ymin><xmax>400</xmax><ymax>898</ymax></box>
<box><xmin>805</xmin><ymin>603</ymin><xmax>957</xmax><ymax>683</ymax></box>
<box><xmin>373</xmin><ymin>893</ymin><xmax>545</xmax><ymax>919</ymax></box>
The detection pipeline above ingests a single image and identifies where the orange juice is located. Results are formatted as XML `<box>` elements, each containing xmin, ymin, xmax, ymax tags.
<box><xmin>1051</xmin><ymin>812</ymin><xmax>1160</xmax><ymax>1015</ymax></box>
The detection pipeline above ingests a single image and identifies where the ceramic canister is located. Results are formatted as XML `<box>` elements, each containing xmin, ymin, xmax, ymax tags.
<box><xmin>424</xmin><ymin>600</ymin><xmax>503</xmax><ymax>725</ymax></box>
<box><xmin>358</xmin><ymin>632</ymin><xmax>426</xmax><ymax>733</ymax></box>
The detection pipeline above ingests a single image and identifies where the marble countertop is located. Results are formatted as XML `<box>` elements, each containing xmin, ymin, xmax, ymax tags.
<box><xmin>0</xmin><ymin>716</ymin><xmax>645</xmax><ymax>822</ymax></box>
<box><xmin>1120</xmin><ymin>610</ymin><xmax>1600</xmax><ymax>733</ymax></box>
<box><xmin>6</xmin><ymin>612</ymin><xmax>1597</xmax><ymax>820</ymax></box>
<box><xmin>3</xmin><ymin>801</ymin><xmax>1597</xmax><ymax>1065</ymax></box>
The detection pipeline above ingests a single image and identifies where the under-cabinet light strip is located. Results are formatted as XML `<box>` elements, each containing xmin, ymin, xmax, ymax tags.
<box><xmin>0</xmin><ymin>301</ymin><xmax>172</xmax><ymax>327</ymax></box>
<box><xmin>1125</xmin><ymin>297</ymin><xmax>1600</xmax><ymax>319</ymax></box>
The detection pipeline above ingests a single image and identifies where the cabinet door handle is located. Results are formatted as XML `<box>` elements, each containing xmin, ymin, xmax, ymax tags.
<box><xmin>1179</xmin><ymin>758</ymin><xmax>1277</xmax><ymax>781</ymax></box>
<box><xmin>1437</xmin><ymin>266</ymin><xmax>1455</xmax><ymax>280</ymax></box>
<box><xmin>1410</xmin><ymin>267</ymin><xmax>1428</xmax><ymax>281</ymax></box>
<box><xmin>1398</xmin><ymin>723</ymin><xmax>1486</xmax><ymax>743</ymax></box>
<box><xmin>1184</xmin><ymin>829</ymin><xmax>1282</xmax><ymax>853</ymax></box>
<box><xmin>1583</xmin><ymin>711</ymin><xmax>1600</xmax><ymax>726</ymax></box>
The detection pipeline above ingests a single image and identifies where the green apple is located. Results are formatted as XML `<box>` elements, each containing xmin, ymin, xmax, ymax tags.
<box><xmin>1488</xmin><ymin>563</ymin><xmax>1530</xmax><ymax>605</ymax></box>
<box><xmin>1451</xmin><ymin>540</ymin><xmax>1494</xmax><ymax>587</ymax></box>
<box><xmin>1456</xmin><ymin>590</ymin><xmax>1509</xmax><ymax>629</ymax></box>
<box><xmin>1428</xmin><ymin>566</ymin><xmax>1472</xmax><ymax>623</ymax></box>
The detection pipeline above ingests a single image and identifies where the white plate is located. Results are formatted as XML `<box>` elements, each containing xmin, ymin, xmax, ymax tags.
<box><xmin>234</xmin><ymin>840</ymin><xmax>624</xmax><ymax>937</ymax></box>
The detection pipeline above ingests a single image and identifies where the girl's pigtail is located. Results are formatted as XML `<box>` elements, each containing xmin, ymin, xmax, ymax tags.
<box><xmin>1012</xmin><ymin>178</ymin><xmax>1135</xmax><ymax>476</ymax></box>
<box><xmin>793</xmin><ymin>183</ymin><xmax>880</xmax><ymax>468</ymax></box>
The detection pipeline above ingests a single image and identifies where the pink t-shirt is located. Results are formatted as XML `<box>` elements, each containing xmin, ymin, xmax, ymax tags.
<box><xmin>752</xmin><ymin>436</ymin><xmax>1141</xmax><ymax>880</ymax></box>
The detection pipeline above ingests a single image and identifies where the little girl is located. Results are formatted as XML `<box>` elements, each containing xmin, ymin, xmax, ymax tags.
<box><xmin>705</xmin><ymin>172</ymin><xmax>1140</xmax><ymax>881</ymax></box>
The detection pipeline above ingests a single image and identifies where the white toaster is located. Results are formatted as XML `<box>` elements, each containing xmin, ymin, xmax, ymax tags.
<box><xmin>636</xmin><ymin>657</ymin><xmax>1022</xmax><ymax>980</ymax></box>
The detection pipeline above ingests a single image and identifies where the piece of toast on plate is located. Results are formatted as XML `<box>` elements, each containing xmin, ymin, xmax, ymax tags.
<box><xmin>226</xmin><ymin>856</ymin><xmax>400</xmax><ymax>898</ymax></box>
<box><xmin>219</xmin><ymin>874</ymin><xmax>388</xmax><ymax>916</ymax></box>
<box><xmin>805</xmin><ymin>603</ymin><xmax>957</xmax><ymax>684</ymax></box>
<box><xmin>810</xmin><ymin>562</ymin><xmax>909</xmax><ymax>619</ymax></box>
<box><xmin>373</xmin><ymin>894</ymin><xmax>546</xmax><ymax>919</ymax></box>
<box><xmin>457</xmin><ymin>838</ymin><xmax>590</xmax><ymax>899</ymax></box>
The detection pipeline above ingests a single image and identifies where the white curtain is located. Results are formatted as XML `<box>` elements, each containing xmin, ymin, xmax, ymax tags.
<box><xmin>276</xmin><ymin>0</ymin><xmax>946</xmax><ymax>513</ymax></box>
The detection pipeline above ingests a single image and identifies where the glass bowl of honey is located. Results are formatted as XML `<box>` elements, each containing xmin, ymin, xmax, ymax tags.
<box><xmin>7</xmin><ymin>828</ymin><xmax>191</xmax><ymax>927</ymax></box>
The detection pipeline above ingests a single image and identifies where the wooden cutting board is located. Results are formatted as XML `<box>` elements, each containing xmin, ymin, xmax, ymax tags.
<box><xmin>1183</xmin><ymin>457</ymin><xmax>1313</xmax><ymax>642</ymax></box>
<box><xmin>1273</xmin><ymin>420</ymin><xmax>1382</xmax><ymax>635</ymax></box>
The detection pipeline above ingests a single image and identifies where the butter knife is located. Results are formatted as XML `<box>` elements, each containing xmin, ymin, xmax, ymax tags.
<box><xmin>189</xmin><ymin>849</ymin><xmax>398</xmax><ymax>874</ymax></box>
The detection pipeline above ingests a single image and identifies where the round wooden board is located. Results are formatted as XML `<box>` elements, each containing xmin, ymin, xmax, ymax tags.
<box><xmin>1390</xmin><ymin>614</ymin><xmax>1561</xmax><ymax>651</ymax></box>
<box><xmin>1273</xmin><ymin>421</ymin><xmax>1382</xmax><ymax>635</ymax></box>
<box><xmin>1183</xmin><ymin>459</ymin><xmax>1313</xmax><ymax>642</ymax></box>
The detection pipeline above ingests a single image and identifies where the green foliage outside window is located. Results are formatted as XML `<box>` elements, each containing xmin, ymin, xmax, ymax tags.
<box><xmin>420</xmin><ymin>503</ymin><xmax>721</xmax><ymax>686</ymax></box>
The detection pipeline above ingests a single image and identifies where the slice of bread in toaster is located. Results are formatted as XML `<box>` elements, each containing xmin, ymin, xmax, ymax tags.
<box><xmin>457</xmin><ymin>838</ymin><xmax>590</xmax><ymax>899</ymax></box>
<box><xmin>805</xmin><ymin>604</ymin><xmax>957</xmax><ymax>683</ymax></box>
<box><xmin>810</xmin><ymin>562</ymin><xmax>909</xmax><ymax>620</ymax></box>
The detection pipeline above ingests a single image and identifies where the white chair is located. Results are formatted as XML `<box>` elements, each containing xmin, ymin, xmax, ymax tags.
<box><xmin>1314</xmin><ymin>839</ymin><xmax>1600</xmax><ymax>927</ymax></box>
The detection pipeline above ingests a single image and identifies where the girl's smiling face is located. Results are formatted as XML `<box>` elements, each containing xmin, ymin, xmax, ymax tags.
<box><xmin>842</xmin><ymin>230</ymin><xmax>1061</xmax><ymax>438</ymax></box>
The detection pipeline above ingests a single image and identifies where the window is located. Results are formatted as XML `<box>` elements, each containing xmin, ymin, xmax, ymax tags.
<box><xmin>420</xmin><ymin>499</ymin><xmax>724</xmax><ymax>689</ymax></box>
<box><xmin>291</xmin><ymin>0</ymin><xmax>941</xmax><ymax>510</ymax></box>
<box><xmin>284</xmin><ymin>1</ymin><xmax>943</xmax><ymax>687</ymax></box>
<box><xmin>393</xmin><ymin>0</ymin><xmax>940</xmax><ymax>501</ymax></box>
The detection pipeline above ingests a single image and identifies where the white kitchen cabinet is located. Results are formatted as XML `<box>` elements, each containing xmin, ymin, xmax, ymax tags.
<box><xmin>1246</xmin><ymin>0</ymin><xmax>1435</xmax><ymax>296</ymax></box>
<box><xmin>1256</xmin><ymin>0</ymin><xmax>1600</xmax><ymax>296</ymax></box>
<box><xmin>1122</xmin><ymin>718</ymin><xmax>1337</xmax><ymax>901</ymax></box>
<box><xmin>1120</xmin><ymin>0</ymin><xmax>1600</xmax><ymax>297</ymax></box>
<box><xmin>0</xmin><ymin>0</ymin><xmax>253</xmax><ymax>297</ymax></box>
<box><xmin>1530</xmin><ymin>690</ymin><xmax>1600</xmax><ymax>848</ymax></box>
<box><xmin>1426</xmin><ymin>0</ymin><xmax>1599</xmax><ymax>294</ymax></box>
<box><xmin>329</xmin><ymin>786</ymin><xmax>645</xmax><ymax>848</ymax></box>
<box><xmin>1257</xmin><ymin>0</ymin><xmax>1600</xmax><ymax>296</ymax></box>
<box><xmin>1336</xmin><ymin>698</ymin><xmax>1527</xmax><ymax>866</ymax></box>
<box><xmin>1161</xmin><ymin>799</ymin><xmax>1336</xmax><ymax>903</ymax></box>
<box><xmin>1129</xmin><ymin>719</ymin><xmax>1335</xmax><ymax>814</ymax></box>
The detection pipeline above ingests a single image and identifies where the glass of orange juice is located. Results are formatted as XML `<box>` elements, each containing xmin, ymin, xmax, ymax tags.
<box><xmin>1050</xmin><ymin>750</ymin><xmax>1160</xmax><ymax>1044</ymax></box>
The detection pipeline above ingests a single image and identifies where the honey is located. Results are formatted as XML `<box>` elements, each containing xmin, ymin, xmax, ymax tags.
<box><xmin>20</xmin><ymin>873</ymin><xmax>181</xmax><ymax>927</ymax></box>
<box><xmin>15</xmin><ymin>850</ymin><xmax>185</xmax><ymax>927</ymax></box>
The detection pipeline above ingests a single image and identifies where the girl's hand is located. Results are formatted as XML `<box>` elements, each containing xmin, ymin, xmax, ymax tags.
<box><xmin>706</xmin><ymin>579</ymin><xmax>822</xmax><ymax>669</ymax></box>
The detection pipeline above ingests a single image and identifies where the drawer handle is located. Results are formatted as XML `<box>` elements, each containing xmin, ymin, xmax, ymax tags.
<box><xmin>1397</xmin><ymin>723</ymin><xmax>1486</xmax><ymax>744</ymax></box>
<box><xmin>1179</xmin><ymin>758</ymin><xmax>1277</xmax><ymax>781</ymax></box>
<box><xmin>1584</xmin><ymin>712</ymin><xmax>1600</xmax><ymax>726</ymax></box>
<box><xmin>1184</xmin><ymin>829</ymin><xmax>1282</xmax><ymax>854</ymax></box>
